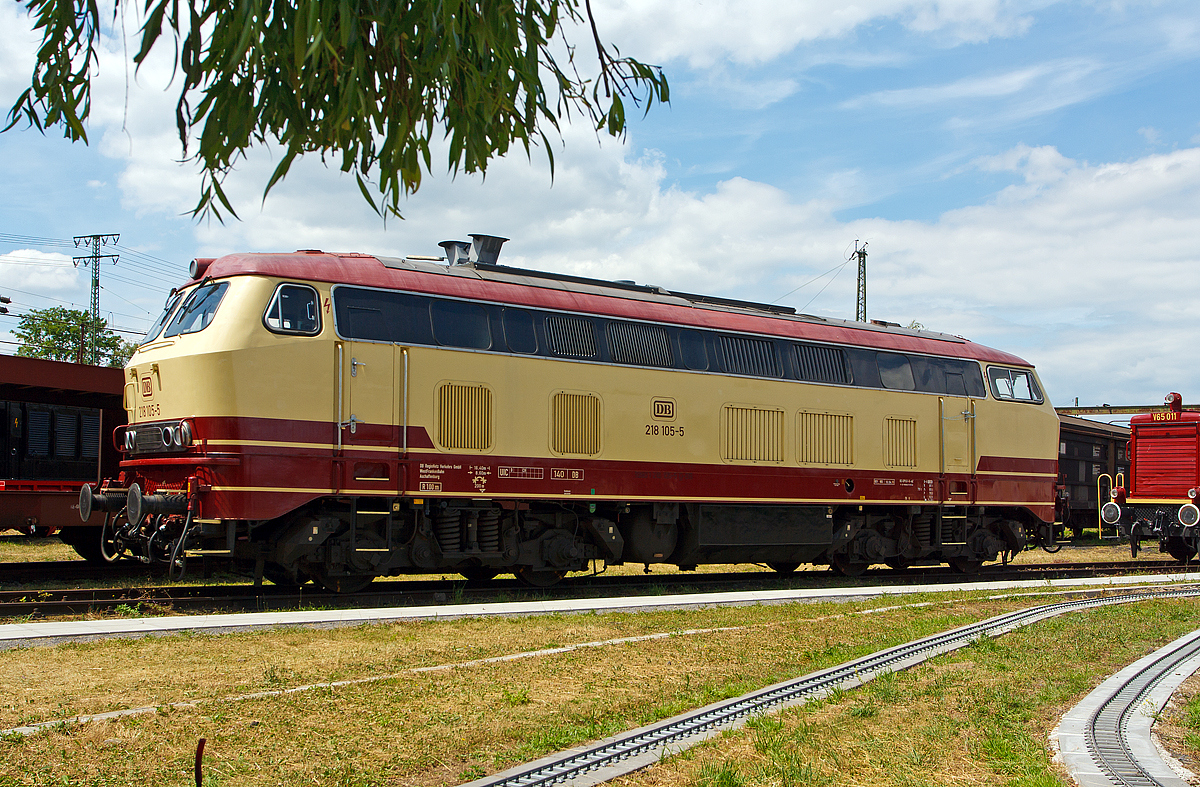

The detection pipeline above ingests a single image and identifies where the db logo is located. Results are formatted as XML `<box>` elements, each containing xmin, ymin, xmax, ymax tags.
<box><xmin>140</xmin><ymin>376</ymin><xmax>154</xmax><ymax>398</ymax></box>
<box><xmin>651</xmin><ymin>398</ymin><xmax>675</xmax><ymax>420</ymax></box>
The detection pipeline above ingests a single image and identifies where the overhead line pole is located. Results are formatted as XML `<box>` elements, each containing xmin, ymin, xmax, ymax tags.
<box><xmin>72</xmin><ymin>233</ymin><xmax>119</xmax><ymax>365</ymax></box>
<box><xmin>854</xmin><ymin>241</ymin><xmax>867</xmax><ymax>323</ymax></box>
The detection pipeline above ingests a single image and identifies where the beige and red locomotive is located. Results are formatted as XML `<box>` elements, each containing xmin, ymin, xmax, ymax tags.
<box><xmin>80</xmin><ymin>235</ymin><xmax>1060</xmax><ymax>589</ymax></box>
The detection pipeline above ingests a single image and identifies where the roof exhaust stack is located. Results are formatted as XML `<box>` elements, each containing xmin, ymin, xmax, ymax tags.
<box><xmin>469</xmin><ymin>234</ymin><xmax>508</xmax><ymax>266</ymax></box>
<box><xmin>437</xmin><ymin>234</ymin><xmax>507</xmax><ymax>266</ymax></box>
<box><xmin>438</xmin><ymin>240</ymin><xmax>471</xmax><ymax>266</ymax></box>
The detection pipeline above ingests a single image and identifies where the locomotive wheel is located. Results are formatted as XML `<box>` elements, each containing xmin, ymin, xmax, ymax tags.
<box><xmin>950</xmin><ymin>557</ymin><xmax>983</xmax><ymax>574</ymax></box>
<box><xmin>1165</xmin><ymin>537</ymin><xmax>1197</xmax><ymax>563</ymax></box>
<box><xmin>310</xmin><ymin>568</ymin><xmax>376</xmax><ymax>593</ymax></box>
<box><xmin>459</xmin><ymin>568</ymin><xmax>500</xmax><ymax>583</ymax></box>
<box><xmin>515</xmin><ymin>567</ymin><xmax>566</xmax><ymax>587</ymax></box>
<box><xmin>830</xmin><ymin>555</ymin><xmax>868</xmax><ymax>577</ymax></box>
<box><xmin>62</xmin><ymin>524</ymin><xmax>122</xmax><ymax>564</ymax></box>
<box><xmin>767</xmin><ymin>562</ymin><xmax>799</xmax><ymax>575</ymax></box>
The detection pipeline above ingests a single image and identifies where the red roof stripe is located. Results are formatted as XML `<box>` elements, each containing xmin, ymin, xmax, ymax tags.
<box><xmin>204</xmin><ymin>252</ymin><xmax>1032</xmax><ymax>365</ymax></box>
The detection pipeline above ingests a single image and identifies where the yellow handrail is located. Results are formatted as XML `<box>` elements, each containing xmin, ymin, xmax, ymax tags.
<box><xmin>1096</xmin><ymin>473</ymin><xmax>1113</xmax><ymax>538</ymax></box>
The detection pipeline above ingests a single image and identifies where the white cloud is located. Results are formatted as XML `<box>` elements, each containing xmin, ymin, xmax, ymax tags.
<box><xmin>973</xmin><ymin>143</ymin><xmax>1076</xmax><ymax>187</ymax></box>
<box><xmin>589</xmin><ymin>0</ymin><xmax>1042</xmax><ymax>68</ymax></box>
<box><xmin>83</xmin><ymin>37</ymin><xmax>1200</xmax><ymax>406</ymax></box>
<box><xmin>142</xmin><ymin>135</ymin><xmax>1199</xmax><ymax>405</ymax></box>
<box><xmin>0</xmin><ymin>250</ymin><xmax>87</xmax><ymax>300</ymax></box>
<box><xmin>845</xmin><ymin>60</ymin><xmax>1098</xmax><ymax>109</ymax></box>
<box><xmin>0</xmin><ymin>4</ymin><xmax>41</xmax><ymax>106</ymax></box>
<box><xmin>11</xmin><ymin>1</ymin><xmax>1199</xmax><ymax>407</ymax></box>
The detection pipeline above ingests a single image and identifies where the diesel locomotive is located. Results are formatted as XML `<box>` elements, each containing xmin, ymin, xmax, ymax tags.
<box><xmin>1102</xmin><ymin>392</ymin><xmax>1200</xmax><ymax>561</ymax></box>
<box><xmin>80</xmin><ymin>235</ymin><xmax>1061</xmax><ymax>590</ymax></box>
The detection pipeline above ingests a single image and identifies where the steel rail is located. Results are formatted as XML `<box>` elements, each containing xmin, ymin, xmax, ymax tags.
<box><xmin>464</xmin><ymin>588</ymin><xmax>1200</xmax><ymax>787</ymax></box>
<box><xmin>1084</xmin><ymin>632</ymin><xmax>1200</xmax><ymax>786</ymax></box>
<box><xmin>0</xmin><ymin>561</ymin><xmax>1195</xmax><ymax>619</ymax></box>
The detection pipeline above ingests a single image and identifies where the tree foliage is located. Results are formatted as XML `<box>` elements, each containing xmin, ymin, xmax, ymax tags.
<box><xmin>8</xmin><ymin>0</ymin><xmax>669</xmax><ymax>220</ymax></box>
<box><xmin>13</xmin><ymin>307</ymin><xmax>135</xmax><ymax>367</ymax></box>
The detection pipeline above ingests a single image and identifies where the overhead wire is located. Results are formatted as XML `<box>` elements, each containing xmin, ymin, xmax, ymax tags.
<box><xmin>0</xmin><ymin>253</ymin><xmax>176</xmax><ymax>288</ymax></box>
<box><xmin>0</xmin><ymin>286</ymin><xmax>155</xmax><ymax>324</ymax></box>
<box><xmin>0</xmin><ymin>311</ymin><xmax>148</xmax><ymax>337</ymax></box>
<box><xmin>770</xmin><ymin>259</ymin><xmax>852</xmax><ymax>306</ymax></box>
<box><xmin>798</xmin><ymin>262</ymin><xmax>850</xmax><ymax>314</ymax></box>
<box><xmin>0</xmin><ymin>232</ymin><xmax>186</xmax><ymax>280</ymax></box>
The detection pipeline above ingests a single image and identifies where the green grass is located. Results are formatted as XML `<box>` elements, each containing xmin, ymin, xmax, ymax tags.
<box><xmin>0</xmin><ymin>589</ymin><xmax>1196</xmax><ymax>786</ymax></box>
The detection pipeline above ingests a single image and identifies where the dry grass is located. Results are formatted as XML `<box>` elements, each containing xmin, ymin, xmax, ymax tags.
<box><xmin>619</xmin><ymin>597</ymin><xmax>1200</xmax><ymax>787</ymax></box>
<box><xmin>0</xmin><ymin>534</ymin><xmax>79</xmax><ymax>563</ymax></box>
<box><xmin>1</xmin><ymin>590</ymin><xmax>1198</xmax><ymax>786</ymax></box>
<box><xmin>1154</xmin><ymin>672</ymin><xmax>1200</xmax><ymax>778</ymax></box>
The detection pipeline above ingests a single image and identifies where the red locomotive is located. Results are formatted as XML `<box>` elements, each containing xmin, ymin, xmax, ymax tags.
<box><xmin>1102</xmin><ymin>392</ymin><xmax>1200</xmax><ymax>560</ymax></box>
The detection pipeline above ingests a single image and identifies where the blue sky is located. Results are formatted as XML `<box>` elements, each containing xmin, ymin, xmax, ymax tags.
<box><xmin>0</xmin><ymin>0</ymin><xmax>1198</xmax><ymax>409</ymax></box>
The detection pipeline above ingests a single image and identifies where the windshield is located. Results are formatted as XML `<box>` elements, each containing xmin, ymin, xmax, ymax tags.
<box><xmin>142</xmin><ymin>291</ymin><xmax>184</xmax><ymax>344</ymax></box>
<box><xmin>163</xmin><ymin>281</ymin><xmax>230</xmax><ymax>338</ymax></box>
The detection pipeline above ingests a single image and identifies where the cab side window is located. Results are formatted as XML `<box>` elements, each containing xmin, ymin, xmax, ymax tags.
<box><xmin>264</xmin><ymin>284</ymin><xmax>321</xmax><ymax>335</ymax></box>
<box><xmin>987</xmin><ymin>366</ymin><xmax>1043</xmax><ymax>403</ymax></box>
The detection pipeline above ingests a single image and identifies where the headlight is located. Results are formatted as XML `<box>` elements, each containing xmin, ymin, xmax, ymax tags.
<box><xmin>160</xmin><ymin>426</ymin><xmax>173</xmax><ymax>448</ymax></box>
<box><xmin>1179</xmin><ymin>504</ymin><xmax>1200</xmax><ymax>527</ymax></box>
<box><xmin>177</xmin><ymin>420</ymin><xmax>193</xmax><ymax>447</ymax></box>
<box><xmin>1189</xmin><ymin>488</ymin><xmax>1198</xmax><ymax>500</ymax></box>
<box><xmin>124</xmin><ymin>430</ymin><xmax>136</xmax><ymax>450</ymax></box>
<box><xmin>1101</xmin><ymin>501</ymin><xmax>1122</xmax><ymax>524</ymax></box>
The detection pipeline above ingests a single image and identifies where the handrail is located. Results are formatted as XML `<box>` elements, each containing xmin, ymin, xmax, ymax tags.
<box><xmin>1097</xmin><ymin>473</ymin><xmax>1113</xmax><ymax>538</ymax></box>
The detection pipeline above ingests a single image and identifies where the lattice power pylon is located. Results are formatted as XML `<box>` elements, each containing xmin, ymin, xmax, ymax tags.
<box><xmin>73</xmin><ymin>233</ymin><xmax>120</xmax><ymax>365</ymax></box>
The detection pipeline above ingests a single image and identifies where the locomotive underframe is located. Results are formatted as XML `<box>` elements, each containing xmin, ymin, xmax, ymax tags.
<box><xmin>1115</xmin><ymin>504</ymin><xmax>1200</xmax><ymax>562</ymax></box>
<box><xmin>78</xmin><ymin>492</ymin><xmax>1040</xmax><ymax>590</ymax></box>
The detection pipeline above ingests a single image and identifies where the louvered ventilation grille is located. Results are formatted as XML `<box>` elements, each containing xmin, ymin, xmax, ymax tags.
<box><xmin>797</xmin><ymin>412</ymin><xmax>853</xmax><ymax>465</ymax></box>
<box><xmin>884</xmin><ymin>417</ymin><xmax>918</xmax><ymax>468</ymax></box>
<box><xmin>552</xmin><ymin>393</ymin><xmax>601</xmax><ymax>455</ymax></box>
<box><xmin>720</xmin><ymin>336</ymin><xmax>778</xmax><ymax>377</ymax></box>
<box><xmin>796</xmin><ymin>344</ymin><xmax>849</xmax><ymax>384</ymax></box>
<box><xmin>26</xmin><ymin>410</ymin><xmax>50</xmax><ymax>457</ymax></box>
<box><xmin>723</xmin><ymin>406</ymin><xmax>784</xmax><ymax>462</ymax></box>
<box><xmin>54</xmin><ymin>411</ymin><xmax>78</xmax><ymax>458</ymax></box>
<box><xmin>1134</xmin><ymin>427</ymin><xmax>1198</xmax><ymax>496</ymax></box>
<box><xmin>80</xmin><ymin>412</ymin><xmax>101</xmax><ymax>459</ymax></box>
<box><xmin>546</xmin><ymin>316</ymin><xmax>597</xmax><ymax>358</ymax></box>
<box><xmin>607</xmin><ymin>322</ymin><xmax>673</xmax><ymax>367</ymax></box>
<box><xmin>437</xmin><ymin>383</ymin><xmax>493</xmax><ymax>450</ymax></box>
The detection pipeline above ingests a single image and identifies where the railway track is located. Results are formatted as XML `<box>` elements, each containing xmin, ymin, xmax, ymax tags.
<box><xmin>1057</xmin><ymin>628</ymin><xmax>1200</xmax><ymax>787</ymax></box>
<box><xmin>464</xmin><ymin>588</ymin><xmax>1200</xmax><ymax>787</ymax></box>
<box><xmin>0</xmin><ymin>559</ymin><xmax>158</xmax><ymax>585</ymax></box>
<box><xmin>0</xmin><ymin>559</ymin><xmax>1193</xmax><ymax>619</ymax></box>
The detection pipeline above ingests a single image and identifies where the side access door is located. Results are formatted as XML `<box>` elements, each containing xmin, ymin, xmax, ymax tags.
<box><xmin>337</xmin><ymin>340</ymin><xmax>397</xmax><ymax>491</ymax></box>
<box><xmin>939</xmin><ymin>395</ymin><xmax>975</xmax><ymax>502</ymax></box>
